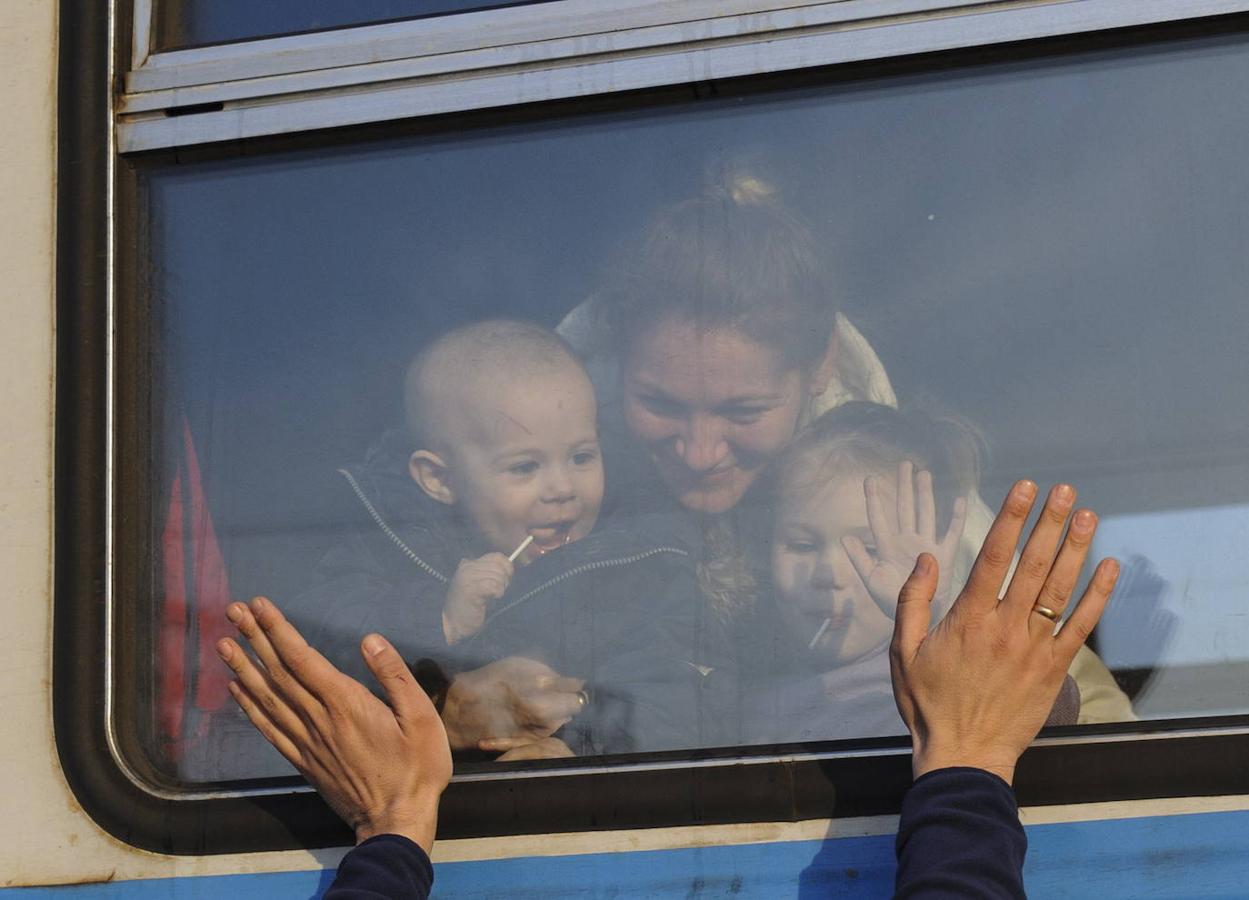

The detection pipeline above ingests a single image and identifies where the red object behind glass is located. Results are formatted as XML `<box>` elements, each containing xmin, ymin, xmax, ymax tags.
<box><xmin>158</xmin><ymin>418</ymin><xmax>234</xmax><ymax>760</ymax></box>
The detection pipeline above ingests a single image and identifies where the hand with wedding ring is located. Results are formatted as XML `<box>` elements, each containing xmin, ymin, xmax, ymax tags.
<box><xmin>889</xmin><ymin>480</ymin><xmax>1120</xmax><ymax>785</ymax></box>
<box><xmin>441</xmin><ymin>657</ymin><xmax>588</xmax><ymax>753</ymax></box>
<box><xmin>475</xmin><ymin>689</ymin><xmax>590</xmax><ymax>759</ymax></box>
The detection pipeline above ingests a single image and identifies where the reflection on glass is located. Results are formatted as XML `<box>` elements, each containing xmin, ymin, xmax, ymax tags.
<box><xmin>156</xmin><ymin>0</ymin><xmax>550</xmax><ymax>50</ymax></box>
<box><xmin>140</xmin><ymin>31</ymin><xmax>1249</xmax><ymax>783</ymax></box>
<box><xmin>1093</xmin><ymin>508</ymin><xmax>1249</xmax><ymax>717</ymax></box>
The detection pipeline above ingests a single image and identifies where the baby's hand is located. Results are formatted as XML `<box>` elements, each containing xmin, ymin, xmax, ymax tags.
<box><xmin>843</xmin><ymin>461</ymin><xmax>967</xmax><ymax>617</ymax></box>
<box><xmin>442</xmin><ymin>552</ymin><xmax>515</xmax><ymax>644</ymax></box>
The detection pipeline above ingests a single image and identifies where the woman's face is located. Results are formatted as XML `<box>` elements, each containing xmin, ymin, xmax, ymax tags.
<box><xmin>621</xmin><ymin>318</ymin><xmax>810</xmax><ymax>513</ymax></box>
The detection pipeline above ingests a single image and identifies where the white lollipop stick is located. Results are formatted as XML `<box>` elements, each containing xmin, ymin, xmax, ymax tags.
<box><xmin>507</xmin><ymin>534</ymin><xmax>535</xmax><ymax>563</ymax></box>
<box><xmin>808</xmin><ymin>617</ymin><xmax>832</xmax><ymax>651</ymax></box>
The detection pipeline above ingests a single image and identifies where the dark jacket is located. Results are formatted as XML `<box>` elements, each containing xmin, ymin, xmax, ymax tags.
<box><xmin>289</xmin><ymin>431</ymin><xmax>739</xmax><ymax>756</ymax></box>
<box><xmin>895</xmin><ymin>768</ymin><xmax>1027</xmax><ymax>898</ymax></box>
<box><xmin>326</xmin><ymin>835</ymin><xmax>433</xmax><ymax>899</ymax></box>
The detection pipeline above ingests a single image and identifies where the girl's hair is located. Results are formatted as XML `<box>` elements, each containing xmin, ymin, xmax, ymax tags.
<box><xmin>779</xmin><ymin>402</ymin><xmax>984</xmax><ymax>531</ymax></box>
<box><xmin>600</xmin><ymin>172</ymin><xmax>839</xmax><ymax>373</ymax></box>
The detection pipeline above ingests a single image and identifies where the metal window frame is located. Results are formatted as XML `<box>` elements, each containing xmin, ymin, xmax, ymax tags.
<box><xmin>127</xmin><ymin>0</ymin><xmax>1007</xmax><ymax>85</ymax></box>
<box><xmin>120</xmin><ymin>0</ymin><xmax>1249</xmax><ymax>153</ymax></box>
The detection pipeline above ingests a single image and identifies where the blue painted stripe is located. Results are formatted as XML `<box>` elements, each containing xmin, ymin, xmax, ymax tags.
<box><xmin>6</xmin><ymin>809</ymin><xmax>1249</xmax><ymax>897</ymax></box>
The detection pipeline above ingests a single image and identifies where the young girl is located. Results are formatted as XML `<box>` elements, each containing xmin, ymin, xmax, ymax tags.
<box><xmin>747</xmin><ymin>401</ymin><xmax>1079</xmax><ymax>743</ymax></box>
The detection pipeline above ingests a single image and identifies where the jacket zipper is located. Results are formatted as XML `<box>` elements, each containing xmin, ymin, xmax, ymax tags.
<box><xmin>340</xmin><ymin>468</ymin><xmax>689</xmax><ymax>628</ymax></box>
<box><xmin>338</xmin><ymin>468</ymin><xmax>450</xmax><ymax>584</ymax></box>
<box><xmin>484</xmin><ymin>546</ymin><xmax>689</xmax><ymax>626</ymax></box>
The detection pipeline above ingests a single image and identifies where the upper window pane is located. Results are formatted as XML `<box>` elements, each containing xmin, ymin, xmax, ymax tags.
<box><xmin>154</xmin><ymin>0</ymin><xmax>552</xmax><ymax>51</ymax></box>
<box><xmin>134</xmin><ymin>29</ymin><xmax>1249</xmax><ymax>785</ymax></box>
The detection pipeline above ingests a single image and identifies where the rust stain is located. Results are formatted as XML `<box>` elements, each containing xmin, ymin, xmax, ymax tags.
<box><xmin>55</xmin><ymin>869</ymin><xmax>118</xmax><ymax>887</ymax></box>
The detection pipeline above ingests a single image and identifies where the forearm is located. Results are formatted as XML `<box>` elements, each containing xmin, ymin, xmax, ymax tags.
<box><xmin>894</xmin><ymin>767</ymin><xmax>1026</xmax><ymax>899</ymax></box>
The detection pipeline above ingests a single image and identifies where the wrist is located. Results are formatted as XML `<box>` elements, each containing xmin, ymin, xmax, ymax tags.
<box><xmin>355</xmin><ymin>791</ymin><xmax>442</xmax><ymax>855</ymax></box>
<box><xmin>912</xmin><ymin>741</ymin><xmax>1018</xmax><ymax>786</ymax></box>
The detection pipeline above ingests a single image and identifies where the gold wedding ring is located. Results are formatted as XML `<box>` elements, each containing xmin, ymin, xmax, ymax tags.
<box><xmin>1031</xmin><ymin>604</ymin><xmax>1061</xmax><ymax>622</ymax></box>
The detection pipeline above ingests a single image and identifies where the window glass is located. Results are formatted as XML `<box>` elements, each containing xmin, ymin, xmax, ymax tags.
<box><xmin>137</xmin><ymin>30</ymin><xmax>1249</xmax><ymax>784</ymax></box>
<box><xmin>154</xmin><ymin>0</ymin><xmax>551</xmax><ymax>51</ymax></box>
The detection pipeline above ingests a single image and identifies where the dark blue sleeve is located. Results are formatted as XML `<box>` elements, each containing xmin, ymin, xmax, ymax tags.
<box><xmin>325</xmin><ymin>834</ymin><xmax>434</xmax><ymax>899</ymax></box>
<box><xmin>894</xmin><ymin>767</ymin><xmax>1027</xmax><ymax>899</ymax></box>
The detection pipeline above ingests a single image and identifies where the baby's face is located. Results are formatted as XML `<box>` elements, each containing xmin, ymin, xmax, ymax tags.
<box><xmin>772</xmin><ymin>466</ymin><xmax>895</xmax><ymax>667</ymax></box>
<box><xmin>451</xmin><ymin>365</ymin><xmax>604</xmax><ymax>563</ymax></box>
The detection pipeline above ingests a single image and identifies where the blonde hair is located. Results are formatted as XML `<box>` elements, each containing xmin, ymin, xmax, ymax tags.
<box><xmin>781</xmin><ymin>402</ymin><xmax>984</xmax><ymax>532</ymax></box>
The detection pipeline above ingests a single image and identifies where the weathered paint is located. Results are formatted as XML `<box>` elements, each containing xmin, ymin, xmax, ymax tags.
<box><xmin>0</xmin><ymin>0</ymin><xmax>75</xmax><ymax>886</ymax></box>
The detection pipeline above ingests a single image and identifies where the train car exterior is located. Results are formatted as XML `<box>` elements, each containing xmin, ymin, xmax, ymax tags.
<box><xmin>5</xmin><ymin>1</ymin><xmax>1249</xmax><ymax>896</ymax></box>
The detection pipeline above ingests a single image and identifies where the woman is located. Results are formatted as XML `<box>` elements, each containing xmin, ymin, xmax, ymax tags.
<box><xmin>555</xmin><ymin>173</ymin><xmax>1131</xmax><ymax>730</ymax></box>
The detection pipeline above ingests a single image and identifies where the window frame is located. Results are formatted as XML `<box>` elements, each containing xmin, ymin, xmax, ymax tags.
<box><xmin>120</xmin><ymin>0</ymin><xmax>1249</xmax><ymax>153</ymax></box>
<box><xmin>53</xmin><ymin>0</ymin><xmax>1249</xmax><ymax>854</ymax></box>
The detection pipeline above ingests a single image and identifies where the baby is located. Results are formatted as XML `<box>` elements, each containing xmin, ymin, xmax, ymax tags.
<box><xmin>403</xmin><ymin>319</ymin><xmax>605</xmax><ymax>644</ymax></box>
<box><xmin>751</xmin><ymin>402</ymin><xmax>1078</xmax><ymax>742</ymax></box>
<box><xmin>396</xmin><ymin>319</ymin><xmax>733</xmax><ymax>758</ymax></box>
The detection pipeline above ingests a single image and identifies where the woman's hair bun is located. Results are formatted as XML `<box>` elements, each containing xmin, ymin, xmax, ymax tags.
<box><xmin>601</xmin><ymin>162</ymin><xmax>837</xmax><ymax>373</ymax></box>
<box><xmin>726</xmin><ymin>173</ymin><xmax>777</xmax><ymax>206</ymax></box>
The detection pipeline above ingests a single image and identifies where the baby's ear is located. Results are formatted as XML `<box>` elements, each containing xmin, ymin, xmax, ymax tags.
<box><xmin>410</xmin><ymin>450</ymin><xmax>456</xmax><ymax>505</ymax></box>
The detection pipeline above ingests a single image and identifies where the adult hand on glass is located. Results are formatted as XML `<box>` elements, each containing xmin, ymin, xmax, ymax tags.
<box><xmin>217</xmin><ymin>597</ymin><xmax>452</xmax><ymax>853</ymax></box>
<box><xmin>890</xmin><ymin>480</ymin><xmax>1120</xmax><ymax>785</ymax></box>
<box><xmin>843</xmin><ymin>460</ymin><xmax>968</xmax><ymax>616</ymax></box>
<box><xmin>440</xmin><ymin>656</ymin><xmax>587</xmax><ymax>752</ymax></box>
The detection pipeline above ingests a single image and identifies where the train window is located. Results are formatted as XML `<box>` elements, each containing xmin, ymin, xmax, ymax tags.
<box><xmin>55</xmin><ymin>0</ymin><xmax>1249</xmax><ymax>855</ymax></box>
<box><xmin>120</xmin><ymin>24</ymin><xmax>1249</xmax><ymax>787</ymax></box>
<box><xmin>152</xmin><ymin>0</ymin><xmax>552</xmax><ymax>51</ymax></box>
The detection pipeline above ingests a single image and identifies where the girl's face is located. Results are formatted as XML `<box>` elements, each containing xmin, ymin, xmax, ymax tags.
<box><xmin>772</xmin><ymin>465</ymin><xmax>895</xmax><ymax>668</ymax></box>
<box><xmin>621</xmin><ymin>318</ymin><xmax>814</xmax><ymax>513</ymax></box>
